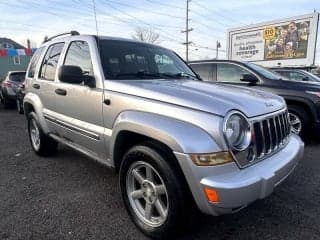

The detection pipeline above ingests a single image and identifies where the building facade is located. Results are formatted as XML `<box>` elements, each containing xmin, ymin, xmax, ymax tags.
<box><xmin>0</xmin><ymin>38</ymin><xmax>35</xmax><ymax>80</ymax></box>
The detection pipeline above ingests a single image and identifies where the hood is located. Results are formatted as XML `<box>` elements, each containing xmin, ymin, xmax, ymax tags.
<box><xmin>108</xmin><ymin>79</ymin><xmax>285</xmax><ymax>118</ymax></box>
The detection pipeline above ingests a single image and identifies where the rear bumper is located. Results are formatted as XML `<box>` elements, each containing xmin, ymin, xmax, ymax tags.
<box><xmin>174</xmin><ymin>134</ymin><xmax>304</xmax><ymax>216</ymax></box>
<box><xmin>1</xmin><ymin>88</ymin><xmax>16</xmax><ymax>100</ymax></box>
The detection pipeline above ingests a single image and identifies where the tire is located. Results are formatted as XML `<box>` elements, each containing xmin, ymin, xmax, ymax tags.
<box><xmin>288</xmin><ymin>105</ymin><xmax>310</xmax><ymax>140</ymax></box>
<box><xmin>2</xmin><ymin>97</ymin><xmax>12</xmax><ymax>109</ymax></box>
<box><xmin>17</xmin><ymin>99</ymin><xmax>24</xmax><ymax>114</ymax></box>
<box><xmin>119</xmin><ymin>143</ymin><xmax>191</xmax><ymax>239</ymax></box>
<box><xmin>27</xmin><ymin>112</ymin><xmax>58</xmax><ymax>156</ymax></box>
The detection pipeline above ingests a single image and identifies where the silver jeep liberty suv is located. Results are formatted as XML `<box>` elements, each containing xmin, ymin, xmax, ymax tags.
<box><xmin>24</xmin><ymin>31</ymin><xmax>304</xmax><ymax>239</ymax></box>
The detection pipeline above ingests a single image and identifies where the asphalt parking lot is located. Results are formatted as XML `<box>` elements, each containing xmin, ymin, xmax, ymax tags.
<box><xmin>0</xmin><ymin>105</ymin><xmax>320</xmax><ymax>240</ymax></box>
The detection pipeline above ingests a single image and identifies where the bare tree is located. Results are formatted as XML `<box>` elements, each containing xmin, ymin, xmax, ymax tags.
<box><xmin>132</xmin><ymin>27</ymin><xmax>160</xmax><ymax>44</ymax></box>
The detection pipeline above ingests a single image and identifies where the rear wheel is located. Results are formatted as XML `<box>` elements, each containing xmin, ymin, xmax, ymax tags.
<box><xmin>119</xmin><ymin>143</ymin><xmax>191</xmax><ymax>239</ymax></box>
<box><xmin>288</xmin><ymin>105</ymin><xmax>310</xmax><ymax>139</ymax></box>
<box><xmin>27</xmin><ymin>112</ymin><xmax>58</xmax><ymax>156</ymax></box>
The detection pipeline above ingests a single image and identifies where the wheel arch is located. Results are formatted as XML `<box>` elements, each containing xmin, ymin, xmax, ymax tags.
<box><xmin>110</xmin><ymin>111</ymin><xmax>221</xmax><ymax>172</ymax></box>
<box><xmin>23</xmin><ymin>93</ymin><xmax>49</xmax><ymax>133</ymax></box>
<box><xmin>284</xmin><ymin>97</ymin><xmax>316</xmax><ymax>124</ymax></box>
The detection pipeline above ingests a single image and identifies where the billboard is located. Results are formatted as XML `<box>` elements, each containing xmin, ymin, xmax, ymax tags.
<box><xmin>227</xmin><ymin>13</ymin><xmax>319</xmax><ymax>67</ymax></box>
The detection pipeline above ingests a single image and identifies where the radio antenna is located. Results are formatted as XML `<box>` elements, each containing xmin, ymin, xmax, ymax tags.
<box><xmin>92</xmin><ymin>0</ymin><xmax>99</xmax><ymax>36</ymax></box>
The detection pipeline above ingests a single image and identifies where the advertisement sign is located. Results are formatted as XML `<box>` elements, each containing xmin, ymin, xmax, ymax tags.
<box><xmin>227</xmin><ymin>13</ymin><xmax>319</xmax><ymax>67</ymax></box>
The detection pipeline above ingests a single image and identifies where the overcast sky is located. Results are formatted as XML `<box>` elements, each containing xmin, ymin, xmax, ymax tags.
<box><xmin>0</xmin><ymin>0</ymin><xmax>319</xmax><ymax>63</ymax></box>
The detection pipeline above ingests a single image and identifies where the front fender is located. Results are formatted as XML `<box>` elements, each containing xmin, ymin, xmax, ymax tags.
<box><xmin>109</xmin><ymin>111</ymin><xmax>222</xmax><ymax>164</ymax></box>
<box><xmin>23</xmin><ymin>92</ymin><xmax>49</xmax><ymax>133</ymax></box>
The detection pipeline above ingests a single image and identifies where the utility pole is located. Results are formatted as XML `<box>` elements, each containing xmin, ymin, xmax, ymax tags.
<box><xmin>216</xmin><ymin>41</ymin><xmax>221</xmax><ymax>59</ymax></box>
<box><xmin>181</xmin><ymin>0</ymin><xmax>193</xmax><ymax>62</ymax></box>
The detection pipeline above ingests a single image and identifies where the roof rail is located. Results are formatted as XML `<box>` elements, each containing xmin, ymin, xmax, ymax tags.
<box><xmin>43</xmin><ymin>31</ymin><xmax>80</xmax><ymax>43</ymax></box>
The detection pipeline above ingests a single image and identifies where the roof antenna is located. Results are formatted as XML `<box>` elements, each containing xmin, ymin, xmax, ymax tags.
<box><xmin>92</xmin><ymin>0</ymin><xmax>99</xmax><ymax>36</ymax></box>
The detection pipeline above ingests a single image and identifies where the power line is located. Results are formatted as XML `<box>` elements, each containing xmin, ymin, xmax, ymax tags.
<box><xmin>192</xmin><ymin>1</ymin><xmax>248</xmax><ymax>26</ymax></box>
<box><xmin>144</xmin><ymin>0</ymin><xmax>185</xmax><ymax>10</ymax></box>
<box><xmin>99</xmin><ymin>1</ymin><xmax>185</xmax><ymax>43</ymax></box>
<box><xmin>104</xmin><ymin>0</ymin><xmax>185</xmax><ymax>20</ymax></box>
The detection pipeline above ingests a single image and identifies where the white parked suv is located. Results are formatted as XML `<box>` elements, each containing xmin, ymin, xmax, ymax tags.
<box><xmin>24</xmin><ymin>32</ymin><xmax>304</xmax><ymax>239</ymax></box>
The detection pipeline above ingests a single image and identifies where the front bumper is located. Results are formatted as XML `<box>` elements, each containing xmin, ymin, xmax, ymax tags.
<box><xmin>174</xmin><ymin>134</ymin><xmax>304</xmax><ymax>216</ymax></box>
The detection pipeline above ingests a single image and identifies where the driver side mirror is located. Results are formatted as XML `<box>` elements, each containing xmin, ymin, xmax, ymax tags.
<box><xmin>58</xmin><ymin>65</ymin><xmax>96</xmax><ymax>88</ymax></box>
<box><xmin>302</xmin><ymin>76</ymin><xmax>309</xmax><ymax>81</ymax></box>
<box><xmin>240</xmin><ymin>73</ymin><xmax>259</xmax><ymax>84</ymax></box>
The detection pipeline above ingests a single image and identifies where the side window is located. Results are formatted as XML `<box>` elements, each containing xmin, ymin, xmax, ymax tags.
<box><xmin>275</xmin><ymin>71</ymin><xmax>290</xmax><ymax>79</ymax></box>
<box><xmin>289</xmin><ymin>71</ymin><xmax>307</xmax><ymax>81</ymax></box>
<box><xmin>216</xmin><ymin>63</ymin><xmax>252</xmax><ymax>83</ymax></box>
<box><xmin>64</xmin><ymin>41</ymin><xmax>93</xmax><ymax>78</ymax></box>
<box><xmin>39</xmin><ymin>42</ymin><xmax>65</xmax><ymax>81</ymax></box>
<box><xmin>27</xmin><ymin>47</ymin><xmax>44</xmax><ymax>78</ymax></box>
<box><xmin>190</xmin><ymin>64</ymin><xmax>214</xmax><ymax>81</ymax></box>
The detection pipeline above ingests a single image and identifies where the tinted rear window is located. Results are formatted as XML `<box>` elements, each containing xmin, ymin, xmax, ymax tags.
<box><xmin>9</xmin><ymin>72</ymin><xmax>26</xmax><ymax>82</ymax></box>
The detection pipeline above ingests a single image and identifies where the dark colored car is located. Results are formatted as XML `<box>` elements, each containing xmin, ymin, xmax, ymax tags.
<box><xmin>271</xmin><ymin>68</ymin><xmax>320</xmax><ymax>82</ymax></box>
<box><xmin>0</xmin><ymin>71</ymin><xmax>26</xmax><ymax>108</ymax></box>
<box><xmin>189</xmin><ymin>60</ymin><xmax>320</xmax><ymax>139</ymax></box>
<box><xmin>16</xmin><ymin>80</ymin><xmax>26</xmax><ymax>114</ymax></box>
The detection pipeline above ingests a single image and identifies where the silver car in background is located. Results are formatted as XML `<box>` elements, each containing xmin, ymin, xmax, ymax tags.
<box><xmin>0</xmin><ymin>71</ymin><xmax>26</xmax><ymax>108</ymax></box>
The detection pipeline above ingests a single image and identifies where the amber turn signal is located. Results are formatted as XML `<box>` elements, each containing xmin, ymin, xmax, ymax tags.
<box><xmin>204</xmin><ymin>187</ymin><xmax>220</xmax><ymax>203</ymax></box>
<box><xmin>190</xmin><ymin>152</ymin><xmax>233</xmax><ymax>166</ymax></box>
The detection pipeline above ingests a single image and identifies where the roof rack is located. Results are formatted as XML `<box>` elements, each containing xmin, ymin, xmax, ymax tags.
<box><xmin>43</xmin><ymin>31</ymin><xmax>80</xmax><ymax>43</ymax></box>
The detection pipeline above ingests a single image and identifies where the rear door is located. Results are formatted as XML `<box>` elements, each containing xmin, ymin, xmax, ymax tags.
<box><xmin>35</xmin><ymin>42</ymin><xmax>65</xmax><ymax>113</ymax></box>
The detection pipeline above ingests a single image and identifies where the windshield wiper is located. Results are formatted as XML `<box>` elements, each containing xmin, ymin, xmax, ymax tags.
<box><xmin>115</xmin><ymin>72</ymin><xmax>161</xmax><ymax>79</ymax></box>
<box><xmin>164</xmin><ymin>72</ymin><xmax>201</xmax><ymax>80</ymax></box>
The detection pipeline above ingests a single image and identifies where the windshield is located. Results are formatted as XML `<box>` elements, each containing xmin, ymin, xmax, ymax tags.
<box><xmin>303</xmin><ymin>70</ymin><xmax>320</xmax><ymax>82</ymax></box>
<box><xmin>245</xmin><ymin>62</ymin><xmax>285</xmax><ymax>80</ymax></box>
<box><xmin>9</xmin><ymin>72</ymin><xmax>26</xmax><ymax>82</ymax></box>
<box><xmin>99</xmin><ymin>39</ymin><xmax>197</xmax><ymax>80</ymax></box>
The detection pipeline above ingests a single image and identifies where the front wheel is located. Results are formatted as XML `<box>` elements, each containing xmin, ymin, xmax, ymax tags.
<box><xmin>288</xmin><ymin>105</ymin><xmax>310</xmax><ymax>139</ymax></box>
<box><xmin>119</xmin><ymin>143</ymin><xmax>191</xmax><ymax>239</ymax></box>
<box><xmin>27</xmin><ymin>112</ymin><xmax>58</xmax><ymax>156</ymax></box>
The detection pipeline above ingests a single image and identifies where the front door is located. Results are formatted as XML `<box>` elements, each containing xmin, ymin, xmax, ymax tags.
<box><xmin>52</xmin><ymin>41</ymin><xmax>106</xmax><ymax>159</ymax></box>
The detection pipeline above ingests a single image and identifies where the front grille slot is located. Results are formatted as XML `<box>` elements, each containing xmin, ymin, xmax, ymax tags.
<box><xmin>252</xmin><ymin>110</ymin><xmax>290</xmax><ymax>161</ymax></box>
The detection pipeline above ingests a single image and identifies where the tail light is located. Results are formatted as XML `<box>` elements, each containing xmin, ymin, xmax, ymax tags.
<box><xmin>3</xmin><ymin>81</ymin><xmax>12</xmax><ymax>88</ymax></box>
<box><xmin>20</xmin><ymin>80</ymin><xmax>26</xmax><ymax>89</ymax></box>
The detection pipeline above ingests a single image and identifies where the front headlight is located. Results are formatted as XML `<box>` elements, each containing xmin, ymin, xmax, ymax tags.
<box><xmin>223</xmin><ymin>111</ymin><xmax>251</xmax><ymax>151</ymax></box>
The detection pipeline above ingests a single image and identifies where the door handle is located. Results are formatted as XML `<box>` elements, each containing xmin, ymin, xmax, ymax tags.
<box><xmin>55</xmin><ymin>88</ymin><xmax>67</xmax><ymax>96</ymax></box>
<box><xmin>32</xmin><ymin>83</ymin><xmax>40</xmax><ymax>89</ymax></box>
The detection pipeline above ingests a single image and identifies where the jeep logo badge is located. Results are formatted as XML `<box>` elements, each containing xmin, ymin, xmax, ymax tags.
<box><xmin>265</xmin><ymin>102</ymin><xmax>274</xmax><ymax>107</ymax></box>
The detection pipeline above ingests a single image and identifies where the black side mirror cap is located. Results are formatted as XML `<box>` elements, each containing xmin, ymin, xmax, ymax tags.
<box><xmin>240</xmin><ymin>74</ymin><xmax>259</xmax><ymax>84</ymax></box>
<box><xmin>58</xmin><ymin>65</ymin><xmax>84</xmax><ymax>84</ymax></box>
<box><xmin>302</xmin><ymin>77</ymin><xmax>309</xmax><ymax>81</ymax></box>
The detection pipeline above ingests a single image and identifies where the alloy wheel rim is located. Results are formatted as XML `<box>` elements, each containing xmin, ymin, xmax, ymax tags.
<box><xmin>126</xmin><ymin>161</ymin><xmax>169</xmax><ymax>227</ymax></box>
<box><xmin>30</xmin><ymin>119</ymin><xmax>40</xmax><ymax>150</ymax></box>
<box><xmin>289</xmin><ymin>112</ymin><xmax>302</xmax><ymax>134</ymax></box>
